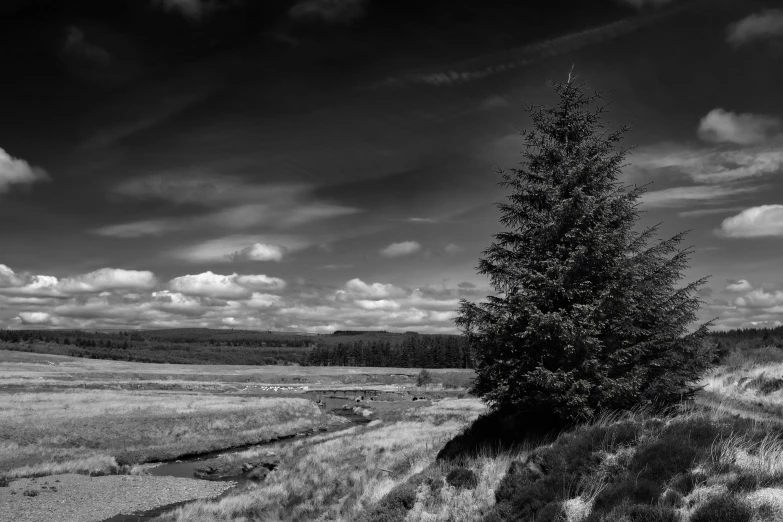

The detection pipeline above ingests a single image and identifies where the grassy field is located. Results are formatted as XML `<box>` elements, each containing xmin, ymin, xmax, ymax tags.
<box><xmin>0</xmin><ymin>349</ymin><xmax>474</xmax><ymax>486</ymax></box>
<box><xmin>0</xmin><ymin>389</ymin><xmax>331</xmax><ymax>479</ymax></box>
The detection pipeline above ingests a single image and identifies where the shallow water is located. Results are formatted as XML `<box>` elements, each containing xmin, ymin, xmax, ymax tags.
<box><xmin>101</xmin><ymin>398</ymin><xmax>366</xmax><ymax>522</ymax></box>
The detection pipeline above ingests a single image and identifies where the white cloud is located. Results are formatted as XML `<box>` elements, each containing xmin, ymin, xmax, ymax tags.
<box><xmin>341</xmin><ymin>279</ymin><xmax>406</xmax><ymax>299</ymax></box>
<box><xmin>0</xmin><ymin>265</ymin><xmax>468</xmax><ymax>333</ymax></box>
<box><xmin>0</xmin><ymin>264</ymin><xmax>23</xmax><ymax>287</ymax></box>
<box><xmin>0</xmin><ymin>147</ymin><xmax>49</xmax><ymax>193</ymax></box>
<box><xmin>698</xmin><ymin>109</ymin><xmax>780</xmax><ymax>145</ymax></box>
<box><xmin>18</xmin><ymin>311</ymin><xmax>55</xmax><ymax>325</ymax></box>
<box><xmin>443</xmin><ymin>243</ymin><xmax>465</xmax><ymax>254</ymax></box>
<box><xmin>380</xmin><ymin>241</ymin><xmax>421</xmax><ymax>258</ymax></box>
<box><xmin>168</xmin><ymin>271</ymin><xmax>285</xmax><ymax>300</ymax></box>
<box><xmin>173</xmin><ymin>235</ymin><xmax>310</xmax><ymax>263</ymax></box>
<box><xmin>355</xmin><ymin>299</ymin><xmax>402</xmax><ymax>311</ymax></box>
<box><xmin>725</xmin><ymin>279</ymin><xmax>753</xmax><ymax>293</ymax></box>
<box><xmin>718</xmin><ymin>205</ymin><xmax>783</xmax><ymax>238</ymax></box>
<box><xmin>727</xmin><ymin>9</ymin><xmax>783</xmax><ymax>47</ymax></box>
<box><xmin>735</xmin><ymin>288</ymin><xmax>783</xmax><ymax>309</ymax></box>
<box><xmin>169</xmin><ymin>272</ymin><xmax>251</xmax><ymax>299</ymax></box>
<box><xmin>229</xmin><ymin>243</ymin><xmax>285</xmax><ymax>262</ymax></box>
<box><xmin>59</xmin><ymin>268</ymin><xmax>157</xmax><ymax>294</ymax></box>
<box><xmin>234</xmin><ymin>274</ymin><xmax>286</xmax><ymax>292</ymax></box>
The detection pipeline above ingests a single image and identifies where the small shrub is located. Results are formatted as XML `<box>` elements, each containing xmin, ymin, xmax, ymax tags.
<box><xmin>689</xmin><ymin>495</ymin><xmax>752</xmax><ymax>522</ymax></box>
<box><xmin>358</xmin><ymin>482</ymin><xmax>418</xmax><ymax>522</ymax></box>
<box><xmin>0</xmin><ymin>476</ymin><xmax>9</xmax><ymax>487</ymax></box>
<box><xmin>23</xmin><ymin>488</ymin><xmax>38</xmax><ymax>497</ymax></box>
<box><xmin>534</xmin><ymin>501</ymin><xmax>563</xmax><ymax>522</ymax></box>
<box><xmin>417</xmin><ymin>369</ymin><xmax>433</xmax><ymax>387</ymax></box>
<box><xmin>446</xmin><ymin>467</ymin><xmax>478</xmax><ymax>489</ymax></box>
<box><xmin>668</xmin><ymin>471</ymin><xmax>703</xmax><ymax>496</ymax></box>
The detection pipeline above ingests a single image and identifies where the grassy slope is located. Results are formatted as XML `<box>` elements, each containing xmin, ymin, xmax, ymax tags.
<box><xmin>149</xmin><ymin>346</ymin><xmax>783</xmax><ymax>522</ymax></box>
<box><xmin>154</xmin><ymin>399</ymin><xmax>489</xmax><ymax>522</ymax></box>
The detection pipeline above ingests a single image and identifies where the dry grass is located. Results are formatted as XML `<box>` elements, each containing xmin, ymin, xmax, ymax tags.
<box><xmin>153</xmin><ymin>398</ymin><xmax>487</xmax><ymax>522</ymax></box>
<box><xmin>0</xmin><ymin>389</ymin><xmax>329</xmax><ymax>479</ymax></box>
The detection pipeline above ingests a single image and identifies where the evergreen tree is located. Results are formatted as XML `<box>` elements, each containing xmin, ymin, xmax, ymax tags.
<box><xmin>456</xmin><ymin>75</ymin><xmax>714</xmax><ymax>424</ymax></box>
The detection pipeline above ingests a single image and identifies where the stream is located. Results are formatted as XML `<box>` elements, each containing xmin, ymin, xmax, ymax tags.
<box><xmin>101</xmin><ymin>398</ymin><xmax>370</xmax><ymax>522</ymax></box>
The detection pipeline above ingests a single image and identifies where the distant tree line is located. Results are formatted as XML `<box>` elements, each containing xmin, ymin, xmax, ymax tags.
<box><xmin>0</xmin><ymin>328</ymin><xmax>473</xmax><ymax>368</ymax></box>
<box><xmin>304</xmin><ymin>334</ymin><xmax>474</xmax><ymax>368</ymax></box>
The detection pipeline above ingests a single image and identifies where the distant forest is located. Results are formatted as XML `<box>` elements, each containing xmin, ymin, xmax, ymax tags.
<box><xmin>3</xmin><ymin>325</ymin><xmax>781</xmax><ymax>368</ymax></box>
<box><xmin>0</xmin><ymin>328</ymin><xmax>474</xmax><ymax>368</ymax></box>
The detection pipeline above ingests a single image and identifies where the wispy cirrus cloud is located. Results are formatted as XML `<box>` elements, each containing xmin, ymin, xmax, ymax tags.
<box><xmin>385</xmin><ymin>8</ymin><xmax>680</xmax><ymax>88</ymax></box>
<box><xmin>94</xmin><ymin>173</ymin><xmax>359</xmax><ymax>240</ymax></box>
<box><xmin>727</xmin><ymin>9</ymin><xmax>783</xmax><ymax>47</ymax></box>
<box><xmin>640</xmin><ymin>185</ymin><xmax>760</xmax><ymax>208</ymax></box>
<box><xmin>170</xmin><ymin>234</ymin><xmax>311</xmax><ymax>264</ymax></box>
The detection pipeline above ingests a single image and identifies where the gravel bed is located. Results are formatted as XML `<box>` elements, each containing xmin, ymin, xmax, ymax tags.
<box><xmin>0</xmin><ymin>473</ymin><xmax>235</xmax><ymax>522</ymax></box>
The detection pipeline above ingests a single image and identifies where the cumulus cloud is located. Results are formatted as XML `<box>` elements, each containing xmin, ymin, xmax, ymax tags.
<box><xmin>0</xmin><ymin>266</ymin><xmax>154</xmax><ymax>296</ymax></box>
<box><xmin>443</xmin><ymin>243</ymin><xmax>465</xmax><ymax>254</ymax></box>
<box><xmin>288</xmin><ymin>0</ymin><xmax>368</xmax><ymax>24</ymax></box>
<box><xmin>58</xmin><ymin>268</ymin><xmax>157</xmax><ymax>293</ymax></box>
<box><xmin>0</xmin><ymin>147</ymin><xmax>49</xmax><ymax>193</ymax></box>
<box><xmin>18</xmin><ymin>311</ymin><xmax>56</xmax><ymax>325</ymax></box>
<box><xmin>169</xmin><ymin>272</ymin><xmax>250</xmax><ymax>299</ymax></box>
<box><xmin>698</xmin><ymin>109</ymin><xmax>780</xmax><ymax>145</ymax></box>
<box><xmin>380</xmin><ymin>241</ymin><xmax>421</xmax><ymax>258</ymax></box>
<box><xmin>234</xmin><ymin>274</ymin><xmax>286</xmax><ymax>292</ymax></box>
<box><xmin>734</xmin><ymin>288</ymin><xmax>783</xmax><ymax>309</ymax></box>
<box><xmin>725</xmin><ymin>279</ymin><xmax>753</xmax><ymax>293</ymax></box>
<box><xmin>718</xmin><ymin>205</ymin><xmax>783</xmax><ymax>238</ymax></box>
<box><xmin>341</xmin><ymin>278</ymin><xmax>406</xmax><ymax>299</ymax></box>
<box><xmin>0</xmin><ymin>264</ymin><xmax>23</xmax><ymax>287</ymax></box>
<box><xmin>0</xmin><ymin>264</ymin><xmax>468</xmax><ymax>333</ymax></box>
<box><xmin>169</xmin><ymin>271</ymin><xmax>286</xmax><ymax>300</ymax></box>
<box><xmin>727</xmin><ymin>9</ymin><xmax>783</xmax><ymax>47</ymax></box>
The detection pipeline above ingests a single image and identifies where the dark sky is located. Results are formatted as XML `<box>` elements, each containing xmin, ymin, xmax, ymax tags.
<box><xmin>1</xmin><ymin>0</ymin><xmax>783</xmax><ymax>332</ymax></box>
